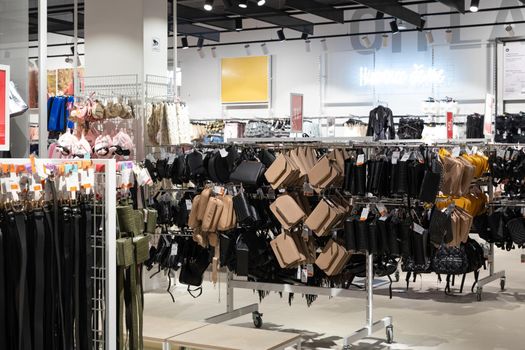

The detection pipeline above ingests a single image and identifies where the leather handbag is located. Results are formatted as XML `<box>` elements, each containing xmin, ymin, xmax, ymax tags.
<box><xmin>315</xmin><ymin>239</ymin><xmax>350</xmax><ymax>276</ymax></box>
<box><xmin>399</xmin><ymin>217</ymin><xmax>413</xmax><ymax>258</ymax></box>
<box><xmin>258</xmin><ymin>149</ymin><xmax>276</xmax><ymax>169</ymax></box>
<box><xmin>179</xmin><ymin>240</ymin><xmax>211</xmax><ymax>289</ymax></box>
<box><xmin>197</xmin><ymin>188</ymin><xmax>212</xmax><ymax>222</ymax></box>
<box><xmin>187</xmin><ymin>151</ymin><xmax>207</xmax><ymax>182</ymax></box>
<box><xmin>270</xmin><ymin>232</ymin><xmax>304</xmax><ymax>269</ymax></box>
<box><xmin>355</xmin><ymin>219</ymin><xmax>369</xmax><ymax>252</ymax></box>
<box><xmin>188</xmin><ymin>195</ymin><xmax>201</xmax><ymax>229</ymax></box>
<box><xmin>269</xmin><ymin>195</ymin><xmax>306</xmax><ymax>230</ymax></box>
<box><xmin>388</xmin><ymin>215</ymin><xmax>401</xmax><ymax>256</ymax></box>
<box><xmin>419</xmin><ymin>168</ymin><xmax>441</xmax><ymax>203</ymax></box>
<box><xmin>431</xmin><ymin>244</ymin><xmax>468</xmax><ymax>275</ymax></box>
<box><xmin>236</xmin><ymin>235</ymin><xmax>250</xmax><ymax>276</ymax></box>
<box><xmin>230</xmin><ymin>160</ymin><xmax>266</xmax><ymax>187</ymax></box>
<box><xmin>265</xmin><ymin>154</ymin><xmax>300</xmax><ymax>189</ymax></box>
<box><xmin>429</xmin><ymin>207</ymin><xmax>452</xmax><ymax>245</ymax></box>
<box><xmin>308</xmin><ymin>156</ymin><xmax>341</xmax><ymax>191</ymax></box>
<box><xmin>202</xmin><ymin>197</ymin><xmax>224</xmax><ymax>233</ymax></box>
<box><xmin>304</xmin><ymin>198</ymin><xmax>346</xmax><ymax>237</ymax></box>
<box><xmin>343</xmin><ymin>215</ymin><xmax>358</xmax><ymax>251</ymax></box>
<box><xmin>233</xmin><ymin>190</ymin><xmax>255</xmax><ymax>225</ymax></box>
<box><xmin>208</xmin><ymin>151</ymin><xmax>230</xmax><ymax>184</ymax></box>
<box><xmin>218</xmin><ymin>195</ymin><xmax>237</xmax><ymax>231</ymax></box>
<box><xmin>506</xmin><ymin>216</ymin><xmax>525</xmax><ymax>246</ymax></box>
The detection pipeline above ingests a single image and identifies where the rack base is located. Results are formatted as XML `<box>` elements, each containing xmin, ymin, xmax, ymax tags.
<box><xmin>476</xmin><ymin>270</ymin><xmax>506</xmax><ymax>301</ymax></box>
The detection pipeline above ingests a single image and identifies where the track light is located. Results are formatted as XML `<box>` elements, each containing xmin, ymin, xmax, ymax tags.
<box><xmin>382</xmin><ymin>34</ymin><xmax>388</xmax><ymax>48</ymax></box>
<box><xmin>211</xmin><ymin>47</ymin><xmax>217</xmax><ymax>58</ymax></box>
<box><xmin>235</xmin><ymin>18</ymin><xmax>243</xmax><ymax>31</ymax></box>
<box><xmin>305</xmin><ymin>40</ymin><xmax>311</xmax><ymax>52</ymax></box>
<box><xmin>261</xmin><ymin>43</ymin><xmax>269</xmax><ymax>55</ymax></box>
<box><xmin>257</xmin><ymin>0</ymin><xmax>265</xmax><ymax>5</ymax></box>
<box><xmin>390</xmin><ymin>20</ymin><xmax>399</xmax><ymax>34</ymax></box>
<box><xmin>470</xmin><ymin>0</ymin><xmax>479</xmax><ymax>12</ymax></box>
<box><xmin>197</xmin><ymin>37</ymin><xmax>204</xmax><ymax>49</ymax></box>
<box><xmin>277</xmin><ymin>29</ymin><xmax>286</xmax><ymax>41</ymax></box>
<box><xmin>398</xmin><ymin>20</ymin><xmax>407</xmax><ymax>30</ymax></box>
<box><xmin>425</xmin><ymin>31</ymin><xmax>434</xmax><ymax>44</ymax></box>
<box><xmin>301</xmin><ymin>32</ymin><xmax>308</xmax><ymax>40</ymax></box>
<box><xmin>506</xmin><ymin>24</ymin><xmax>515</xmax><ymax>37</ymax></box>
<box><xmin>244</xmin><ymin>44</ymin><xmax>251</xmax><ymax>56</ymax></box>
<box><xmin>376</xmin><ymin>11</ymin><xmax>384</xmax><ymax>19</ymax></box>
<box><xmin>445</xmin><ymin>29</ymin><xmax>453</xmax><ymax>44</ymax></box>
<box><xmin>198</xmin><ymin>48</ymin><xmax>205</xmax><ymax>59</ymax></box>
<box><xmin>238</xmin><ymin>0</ymin><xmax>247</xmax><ymax>8</ymax></box>
<box><xmin>321</xmin><ymin>38</ymin><xmax>328</xmax><ymax>51</ymax></box>
<box><xmin>204</xmin><ymin>0</ymin><xmax>214</xmax><ymax>11</ymax></box>
<box><xmin>361</xmin><ymin>35</ymin><xmax>371</xmax><ymax>49</ymax></box>
<box><xmin>182</xmin><ymin>37</ymin><xmax>189</xmax><ymax>49</ymax></box>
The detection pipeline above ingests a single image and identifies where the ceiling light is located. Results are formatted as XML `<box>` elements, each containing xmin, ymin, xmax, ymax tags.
<box><xmin>301</xmin><ymin>32</ymin><xmax>308</xmax><ymax>40</ymax></box>
<box><xmin>445</xmin><ymin>29</ymin><xmax>453</xmax><ymax>44</ymax></box>
<box><xmin>398</xmin><ymin>20</ymin><xmax>407</xmax><ymax>30</ymax></box>
<box><xmin>470</xmin><ymin>0</ymin><xmax>479</xmax><ymax>12</ymax></box>
<box><xmin>65</xmin><ymin>57</ymin><xmax>73</xmax><ymax>64</ymax></box>
<box><xmin>390</xmin><ymin>20</ymin><xmax>399</xmax><ymax>34</ymax></box>
<box><xmin>182</xmin><ymin>37</ymin><xmax>189</xmax><ymax>49</ymax></box>
<box><xmin>376</xmin><ymin>11</ymin><xmax>384</xmax><ymax>19</ymax></box>
<box><xmin>197</xmin><ymin>37</ymin><xmax>204</xmax><ymax>48</ymax></box>
<box><xmin>321</xmin><ymin>38</ymin><xmax>328</xmax><ymax>51</ymax></box>
<box><xmin>238</xmin><ymin>0</ymin><xmax>247</xmax><ymax>8</ymax></box>
<box><xmin>257</xmin><ymin>0</ymin><xmax>265</xmax><ymax>5</ymax></box>
<box><xmin>382</xmin><ymin>34</ymin><xmax>388</xmax><ymax>48</ymax></box>
<box><xmin>204</xmin><ymin>0</ymin><xmax>214</xmax><ymax>11</ymax></box>
<box><xmin>211</xmin><ymin>47</ymin><xmax>217</xmax><ymax>58</ymax></box>
<box><xmin>361</xmin><ymin>35</ymin><xmax>371</xmax><ymax>49</ymax></box>
<box><xmin>198</xmin><ymin>48</ymin><xmax>205</xmax><ymax>59</ymax></box>
<box><xmin>244</xmin><ymin>44</ymin><xmax>251</xmax><ymax>55</ymax></box>
<box><xmin>305</xmin><ymin>40</ymin><xmax>311</xmax><ymax>52</ymax></box>
<box><xmin>261</xmin><ymin>43</ymin><xmax>269</xmax><ymax>55</ymax></box>
<box><xmin>277</xmin><ymin>29</ymin><xmax>286</xmax><ymax>41</ymax></box>
<box><xmin>425</xmin><ymin>30</ymin><xmax>434</xmax><ymax>44</ymax></box>
<box><xmin>506</xmin><ymin>24</ymin><xmax>515</xmax><ymax>37</ymax></box>
<box><xmin>235</xmin><ymin>18</ymin><xmax>243</xmax><ymax>31</ymax></box>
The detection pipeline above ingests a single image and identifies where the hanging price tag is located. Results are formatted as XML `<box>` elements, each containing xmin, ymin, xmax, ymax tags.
<box><xmin>472</xmin><ymin>146</ymin><xmax>478</xmax><ymax>154</ymax></box>
<box><xmin>81</xmin><ymin>167</ymin><xmax>95</xmax><ymax>194</ymax></box>
<box><xmin>356</xmin><ymin>154</ymin><xmax>365</xmax><ymax>166</ymax></box>
<box><xmin>32</xmin><ymin>176</ymin><xmax>43</xmax><ymax>201</ymax></box>
<box><xmin>376</xmin><ymin>203</ymin><xmax>387</xmax><ymax>217</ymax></box>
<box><xmin>8</xmin><ymin>172</ymin><xmax>20</xmax><ymax>201</ymax></box>
<box><xmin>171</xmin><ymin>243</ymin><xmax>179</xmax><ymax>256</ymax></box>
<box><xmin>452</xmin><ymin>147</ymin><xmax>461</xmax><ymax>158</ymax></box>
<box><xmin>360</xmin><ymin>206</ymin><xmax>370</xmax><ymax>221</ymax></box>
<box><xmin>306</xmin><ymin>264</ymin><xmax>314</xmax><ymax>277</ymax></box>
<box><xmin>401</xmin><ymin>152</ymin><xmax>411</xmax><ymax>162</ymax></box>
<box><xmin>219</xmin><ymin>149</ymin><xmax>228</xmax><ymax>158</ymax></box>
<box><xmin>137</xmin><ymin>167</ymin><xmax>153</xmax><ymax>187</ymax></box>
<box><xmin>391</xmin><ymin>151</ymin><xmax>400</xmax><ymax>165</ymax></box>
<box><xmin>413</xmin><ymin>223</ymin><xmax>426</xmax><ymax>235</ymax></box>
<box><xmin>303</xmin><ymin>182</ymin><xmax>314</xmax><ymax>196</ymax></box>
<box><xmin>120</xmin><ymin>168</ymin><xmax>134</xmax><ymax>191</ymax></box>
<box><xmin>185</xmin><ymin>199</ymin><xmax>193</xmax><ymax>210</ymax></box>
<box><xmin>66</xmin><ymin>169</ymin><xmax>80</xmax><ymax>200</ymax></box>
<box><xmin>301</xmin><ymin>266</ymin><xmax>308</xmax><ymax>283</ymax></box>
<box><xmin>297</xmin><ymin>266</ymin><xmax>302</xmax><ymax>280</ymax></box>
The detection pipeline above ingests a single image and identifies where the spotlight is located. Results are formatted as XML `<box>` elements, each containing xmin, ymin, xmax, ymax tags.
<box><xmin>305</xmin><ymin>39</ymin><xmax>311</xmax><ymax>52</ymax></box>
<box><xmin>398</xmin><ymin>20</ymin><xmax>407</xmax><ymax>30</ymax></box>
<box><xmin>301</xmin><ymin>32</ymin><xmax>308</xmax><ymax>40</ymax></box>
<box><xmin>470</xmin><ymin>0</ymin><xmax>479</xmax><ymax>12</ymax></box>
<box><xmin>390</xmin><ymin>20</ymin><xmax>399</xmax><ymax>34</ymax></box>
<box><xmin>261</xmin><ymin>43</ymin><xmax>269</xmax><ymax>55</ymax></box>
<box><xmin>506</xmin><ymin>24</ymin><xmax>515</xmax><ymax>37</ymax></box>
<box><xmin>197</xmin><ymin>37</ymin><xmax>204</xmax><ymax>48</ymax></box>
<box><xmin>321</xmin><ymin>38</ymin><xmax>328</xmax><ymax>51</ymax></box>
<box><xmin>445</xmin><ymin>29</ymin><xmax>453</xmax><ymax>44</ymax></box>
<box><xmin>425</xmin><ymin>31</ymin><xmax>434</xmax><ymax>44</ymax></box>
<box><xmin>257</xmin><ymin>0</ymin><xmax>265</xmax><ymax>5</ymax></box>
<box><xmin>182</xmin><ymin>36</ymin><xmax>189</xmax><ymax>49</ymax></box>
<box><xmin>198</xmin><ymin>48</ymin><xmax>205</xmax><ymax>59</ymax></box>
<box><xmin>238</xmin><ymin>0</ymin><xmax>247</xmax><ymax>8</ymax></box>
<box><xmin>382</xmin><ymin>34</ymin><xmax>389</xmax><ymax>48</ymax></box>
<box><xmin>376</xmin><ymin>11</ymin><xmax>384</xmax><ymax>19</ymax></box>
<box><xmin>235</xmin><ymin>18</ymin><xmax>243</xmax><ymax>31</ymax></box>
<box><xmin>361</xmin><ymin>35</ymin><xmax>371</xmax><ymax>49</ymax></box>
<box><xmin>244</xmin><ymin>44</ymin><xmax>251</xmax><ymax>55</ymax></box>
<box><xmin>204</xmin><ymin>0</ymin><xmax>214</xmax><ymax>11</ymax></box>
<box><xmin>211</xmin><ymin>47</ymin><xmax>217</xmax><ymax>58</ymax></box>
<box><xmin>277</xmin><ymin>29</ymin><xmax>286</xmax><ymax>41</ymax></box>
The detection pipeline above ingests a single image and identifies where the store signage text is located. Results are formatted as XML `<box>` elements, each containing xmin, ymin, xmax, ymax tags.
<box><xmin>359</xmin><ymin>65</ymin><xmax>445</xmax><ymax>87</ymax></box>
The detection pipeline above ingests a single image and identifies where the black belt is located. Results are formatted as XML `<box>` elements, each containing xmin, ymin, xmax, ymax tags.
<box><xmin>33</xmin><ymin>209</ymin><xmax>46</xmax><ymax>349</ymax></box>
<box><xmin>43</xmin><ymin>207</ymin><xmax>56</xmax><ymax>350</ymax></box>
<box><xmin>60</xmin><ymin>206</ymin><xmax>73</xmax><ymax>350</ymax></box>
<box><xmin>14</xmin><ymin>212</ymin><xmax>32</xmax><ymax>350</ymax></box>
<box><xmin>72</xmin><ymin>206</ymin><xmax>82</xmax><ymax>350</ymax></box>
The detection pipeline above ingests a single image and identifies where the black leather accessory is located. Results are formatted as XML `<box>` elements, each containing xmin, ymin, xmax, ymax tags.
<box><xmin>399</xmin><ymin>217</ymin><xmax>412</xmax><ymax>258</ymax></box>
<box><xmin>233</xmin><ymin>190</ymin><xmax>255</xmax><ymax>225</ymax></box>
<box><xmin>368</xmin><ymin>217</ymin><xmax>379</xmax><ymax>254</ymax></box>
<box><xmin>506</xmin><ymin>216</ymin><xmax>525</xmax><ymax>246</ymax></box>
<box><xmin>377</xmin><ymin>216</ymin><xmax>391</xmax><ymax>254</ymax></box>
<box><xmin>431</xmin><ymin>244</ymin><xmax>468</xmax><ymax>276</ymax></box>
<box><xmin>235</xmin><ymin>235</ymin><xmax>250</xmax><ymax>276</ymax></box>
<box><xmin>179</xmin><ymin>240</ymin><xmax>211</xmax><ymax>297</ymax></box>
<box><xmin>388</xmin><ymin>215</ymin><xmax>401</xmax><ymax>256</ymax></box>
<box><xmin>230</xmin><ymin>160</ymin><xmax>266</xmax><ymax>187</ymax></box>
<box><xmin>258</xmin><ymin>149</ymin><xmax>276</xmax><ymax>169</ymax></box>
<box><xmin>344</xmin><ymin>215</ymin><xmax>357</xmax><ymax>251</ymax></box>
<box><xmin>419</xmin><ymin>157</ymin><xmax>442</xmax><ymax>203</ymax></box>
<box><xmin>208</xmin><ymin>151</ymin><xmax>231</xmax><ymax>184</ymax></box>
<box><xmin>429</xmin><ymin>208</ymin><xmax>451</xmax><ymax>245</ymax></box>
<box><xmin>186</xmin><ymin>151</ymin><xmax>207</xmax><ymax>182</ymax></box>
<box><xmin>397</xmin><ymin>160</ymin><xmax>409</xmax><ymax>194</ymax></box>
<box><xmin>356</xmin><ymin>219</ymin><xmax>369</xmax><ymax>252</ymax></box>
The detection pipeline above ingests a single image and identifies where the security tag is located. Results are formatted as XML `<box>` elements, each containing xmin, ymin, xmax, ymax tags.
<box><xmin>356</xmin><ymin>154</ymin><xmax>365</xmax><ymax>166</ymax></box>
<box><xmin>413</xmin><ymin>223</ymin><xmax>426</xmax><ymax>235</ymax></box>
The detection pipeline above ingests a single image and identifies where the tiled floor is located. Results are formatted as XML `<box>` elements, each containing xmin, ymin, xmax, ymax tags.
<box><xmin>143</xmin><ymin>247</ymin><xmax>525</xmax><ymax>350</ymax></box>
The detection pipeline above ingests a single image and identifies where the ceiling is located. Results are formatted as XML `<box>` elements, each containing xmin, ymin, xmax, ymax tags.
<box><xmin>28</xmin><ymin>0</ymin><xmax>467</xmax><ymax>42</ymax></box>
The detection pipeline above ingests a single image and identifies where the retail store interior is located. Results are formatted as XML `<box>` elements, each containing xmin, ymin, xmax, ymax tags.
<box><xmin>1</xmin><ymin>0</ymin><xmax>525</xmax><ymax>349</ymax></box>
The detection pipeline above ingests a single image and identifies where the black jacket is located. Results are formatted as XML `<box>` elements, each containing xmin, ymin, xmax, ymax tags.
<box><xmin>366</xmin><ymin>106</ymin><xmax>396</xmax><ymax>141</ymax></box>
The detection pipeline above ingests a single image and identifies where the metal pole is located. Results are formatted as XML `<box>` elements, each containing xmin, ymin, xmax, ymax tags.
<box><xmin>227</xmin><ymin>271</ymin><xmax>234</xmax><ymax>313</ymax></box>
<box><xmin>366</xmin><ymin>252</ymin><xmax>373</xmax><ymax>332</ymax></box>
<box><xmin>38</xmin><ymin>0</ymin><xmax>48</xmax><ymax>156</ymax></box>
<box><xmin>73</xmin><ymin>0</ymin><xmax>79</xmax><ymax>97</ymax></box>
<box><xmin>172</xmin><ymin>0</ymin><xmax>178</xmax><ymax>99</ymax></box>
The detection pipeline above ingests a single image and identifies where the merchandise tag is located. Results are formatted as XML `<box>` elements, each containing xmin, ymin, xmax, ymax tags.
<box><xmin>81</xmin><ymin>167</ymin><xmax>95</xmax><ymax>194</ymax></box>
<box><xmin>219</xmin><ymin>149</ymin><xmax>228</xmax><ymax>158</ymax></box>
<box><xmin>413</xmin><ymin>223</ymin><xmax>426</xmax><ymax>235</ymax></box>
<box><xmin>137</xmin><ymin>167</ymin><xmax>153</xmax><ymax>187</ymax></box>
<box><xmin>360</xmin><ymin>206</ymin><xmax>370</xmax><ymax>221</ymax></box>
<box><xmin>356</xmin><ymin>154</ymin><xmax>365</xmax><ymax>166</ymax></box>
<box><xmin>66</xmin><ymin>169</ymin><xmax>80</xmax><ymax>199</ymax></box>
<box><xmin>120</xmin><ymin>168</ymin><xmax>134</xmax><ymax>191</ymax></box>
<box><xmin>302</xmin><ymin>227</ymin><xmax>310</xmax><ymax>240</ymax></box>
<box><xmin>8</xmin><ymin>172</ymin><xmax>20</xmax><ymax>201</ymax></box>
<box><xmin>185</xmin><ymin>199</ymin><xmax>193</xmax><ymax>210</ymax></box>
<box><xmin>452</xmin><ymin>147</ymin><xmax>461</xmax><ymax>158</ymax></box>
<box><xmin>306</xmin><ymin>264</ymin><xmax>314</xmax><ymax>277</ymax></box>
<box><xmin>214</xmin><ymin>186</ymin><xmax>225</xmax><ymax>196</ymax></box>
<box><xmin>32</xmin><ymin>176</ymin><xmax>43</xmax><ymax>201</ymax></box>
<box><xmin>303</xmin><ymin>182</ymin><xmax>314</xmax><ymax>196</ymax></box>
<box><xmin>392</xmin><ymin>151</ymin><xmax>400</xmax><ymax>165</ymax></box>
<box><xmin>376</xmin><ymin>203</ymin><xmax>387</xmax><ymax>217</ymax></box>
<box><xmin>171</xmin><ymin>243</ymin><xmax>179</xmax><ymax>256</ymax></box>
<box><xmin>167</xmin><ymin>154</ymin><xmax>176</xmax><ymax>166</ymax></box>
<box><xmin>415</xmin><ymin>152</ymin><xmax>425</xmax><ymax>164</ymax></box>
<box><xmin>34</xmin><ymin>159</ymin><xmax>48</xmax><ymax>179</ymax></box>
<box><xmin>472</xmin><ymin>146</ymin><xmax>478</xmax><ymax>154</ymax></box>
<box><xmin>497</xmin><ymin>148</ymin><xmax>505</xmax><ymax>158</ymax></box>
<box><xmin>297</xmin><ymin>266</ymin><xmax>302</xmax><ymax>280</ymax></box>
<box><xmin>379</xmin><ymin>215</ymin><xmax>389</xmax><ymax>222</ymax></box>
<box><xmin>301</xmin><ymin>266</ymin><xmax>308</xmax><ymax>283</ymax></box>
<box><xmin>401</xmin><ymin>152</ymin><xmax>411</xmax><ymax>162</ymax></box>
<box><xmin>465</xmin><ymin>146</ymin><xmax>472</xmax><ymax>155</ymax></box>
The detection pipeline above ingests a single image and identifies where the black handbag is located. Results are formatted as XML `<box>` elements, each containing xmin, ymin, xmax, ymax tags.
<box><xmin>230</xmin><ymin>161</ymin><xmax>266</xmax><ymax>187</ymax></box>
<box><xmin>236</xmin><ymin>235</ymin><xmax>250</xmax><ymax>276</ymax></box>
<box><xmin>397</xmin><ymin>160</ymin><xmax>409</xmax><ymax>194</ymax></box>
<box><xmin>356</xmin><ymin>219</ymin><xmax>369</xmax><ymax>252</ymax></box>
<box><xmin>431</xmin><ymin>244</ymin><xmax>468</xmax><ymax>275</ymax></box>
<box><xmin>186</xmin><ymin>151</ymin><xmax>207</xmax><ymax>182</ymax></box>
<box><xmin>419</xmin><ymin>157</ymin><xmax>442</xmax><ymax>203</ymax></box>
<box><xmin>399</xmin><ymin>217</ymin><xmax>412</xmax><ymax>258</ymax></box>
<box><xmin>233</xmin><ymin>191</ymin><xmax>256</xmax><ymax>225</ymax></box>
<box><xmin>258</xmin><ymin>149</ymin><xmax>276</xmax><ymax>169</ymax></box>
<box><xmin>388</xmin><ymin>215</ymin><xmax>401</xmax><ymax>256</ymax></box>
<box><xmin>179</xmin><ymin>241</ymin><xmax>211</xmax><ymax>296</ymax></box>
<box><xmin>377</xmin><ymin>216</ymin><xmax>391</xmax><ymax>254</ymax></box>
<box><xmin>344</xmin><ymin>215</ymin><xmax>357</xmax><ymax>251</ymax></box>
<box><xmin>208</xmin><ymin>151</ymin><xmax>231</xmax><ymax>183</ymax></box>
<box><xmin>219</xmin><ymin>233</ymin><xmax>235</xmax><ymax>268</ymax></box>
<box><xmin>506</xmin><ymin>216</ymin><xmax>525</xmax><ymax>246</ymax></box>
<box><xmin>429</xmin><ymin>207</ymin><xmax>451</xmax><ymax>245</ymax></box>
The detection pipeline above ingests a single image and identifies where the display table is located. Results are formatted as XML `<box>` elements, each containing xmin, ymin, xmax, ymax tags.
<box><xmin>143</xmin><ymin>316</ymin><xmax>208</xmax><ymax>350</ymax></box>
<box><xmin>167</xmin><ymin>323</ymin><xmax>302</xmax><ymax>350</ymax></box>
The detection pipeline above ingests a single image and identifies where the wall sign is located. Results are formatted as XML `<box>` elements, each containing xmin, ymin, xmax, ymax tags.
<box><xmin>359</xmin><ymin>64</ymin><xmax>445</xmax><ymax>87</ymax></box>
<box><xmin>0</xmin><ymin>65</ymin><xmax>9</xmax><ymax>151</ymax></box>
<box><xmin>290</xmin><ymin>93</ymin><xmax>303</xmax><ymax>133</ymax></box>
<box><xmin>152</xmin><ymin>37</ymin><xmax>160</xmax><ymax>52</ymax></box>
<box><xmin>503</xmin><ymin>42</ymin><xmax>525</xmax><ymax>100</ymax></box>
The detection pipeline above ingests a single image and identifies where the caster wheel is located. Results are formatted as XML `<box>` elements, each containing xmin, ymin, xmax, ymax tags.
<box><xmin>395</xmin><ymin>271</ymin><xmax>400</xmax><ymax>283</ymax></box>
<box><xmin>500</xmin><ymin>278</ymin><xmax>506</xmax><ymax>291</ymax></box>
<box><xmin>252</xmin><ymin>312</ymin><xmax>263</xmax><ymax>329</ymax></box>
<box><xmin>476</xmin><ymin>287</ymin><xmax>482</xmax><ymax>302</ymax></box>
<box><xmin>386</xmin><ymin>325</ymin><xmax>394</xmax><ymax>344</ymax></box>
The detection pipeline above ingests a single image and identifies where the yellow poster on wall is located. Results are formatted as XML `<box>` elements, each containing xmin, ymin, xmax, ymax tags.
<box><xmin>221</xmin><ymin>56</ymin><xmax>269</xmax><ymax>104</ymax></box>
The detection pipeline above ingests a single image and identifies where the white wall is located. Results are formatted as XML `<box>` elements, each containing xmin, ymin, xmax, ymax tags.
<box><xmin>178</xmin><ymin>0</ymin><xmax>525</xmax><ymax>120</ymax></box>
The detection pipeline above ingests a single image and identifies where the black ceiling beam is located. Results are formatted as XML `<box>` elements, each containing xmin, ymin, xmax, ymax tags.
<box><xmin>177</xmin><ymin>4</ymin><xmax>237</xmax><ymax>31</ymax></box>
<box><xmin>176</xmin><ymin>22</ymin><xmax>221</xmax><ymax>42</ymax></box>
<box><xmin>223</xmin><ymin>0</ymin><xmax>314</xmax><ymax>34</ymax></box>
<box><xmin>285</xmin><ymin>0</ymin><xmax>345</xmax><ymax>23</ymax></box>
<box><xmin>351</xmin><ymin>0</ymin><xmax>425</xmax><ymax>28</ymax></box>
<box><xmin>435</xmin><ymin>0</ymin><xmax>465</xmax><ymax>13</ymax></box>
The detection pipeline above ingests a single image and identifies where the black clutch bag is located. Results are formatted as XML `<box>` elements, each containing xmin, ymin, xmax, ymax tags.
<box><xmin>230</xmin><ymin>161</ymin><xmax>266</xmax><ymax>187</ymax></box>
<box><xmin>233</xmin><ymin>191</ymin><xmax>256</xmax><ymax>224</ymax></box>
<box><xmin>344</xmin><ymin>215</ymin><xmax>357</xmax><ymax>251</ymax></box>
<box><xmin>236</xmin><ymin>235</ymin><xmax>250</xmax><ymax>276</ymax></box>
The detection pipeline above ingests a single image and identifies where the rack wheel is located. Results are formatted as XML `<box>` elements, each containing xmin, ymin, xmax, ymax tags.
<box><xmin>500</xmin><ymin>278</ymin><xmax>506</xmax><ymax>291</ymax></box>
<box><xmin>252</xmin><ymin>312</ymin><xmax>263</xmax><ymax>329</ymax></box>
<box><xmin>395</xmin><ymin>271</ymin><xmax>400</xmax><ymax>282</ymax></box>
<box><xmin>476</xmin><ymin>287</ymin><xmax>483</xmax><ymax>302</ymax></box>
<box><xmin>386</xmin><ymin>325</ymin><xmax>394</xmax><ymax>344</ymax></box>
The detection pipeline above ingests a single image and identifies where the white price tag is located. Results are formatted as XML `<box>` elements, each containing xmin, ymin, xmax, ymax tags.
<box><xmin>360</xmin><ymin>206</ymin><xmax>370</xmax><ymax>221</ymax></box>
<box><xmin>81</xmin><ymin>167</ymin><xmax>95</xmax><ymax>194</ymax></box>
<box><xmin>297</xmin><ymin>266</ymin><xmax>302</xmax><ymax>280</ymax></box>
<box><xmin>8</xmin><ymin>173</ymin><xmax>20</xmax><ymax>201</ymax></box>
<box><xmin>66</xmin><ymin>170</ymin><xmax>80</xmax><ymax>199</ymax></box>
<box><xmin>379</xmin><ymin>215</ymin><xmax>389</xmax><ymax>222</ymax></box>
<box><xmin>376</xmin><ymin>203</ymin><xmax>387</xmax><ymax>217</ymax></box>
<box><xmin>401</xmin><ymin>152</ymin><xmax>411</xmax><ymax>162</ymax></box>
<box><xmin>120</xmin><ymin>168</ymin><xmax>133</xmax><ymax>190</ymax></box>
<box><xmin>32</xmin><ymin>176</ymin><xmax>43</xmax><ymax>201</ymax></box>
<box><xmin>171</xmin><ymin>243</ymin><xmax>178</xmax><ymax>256</ymax></box>
<box><xmin>306</xmin><ymin>264</ymin><xmax>314</xmax><ymax>277</ymax></box>
<box><xmin>452</xmin><ymin>147</ymin><xmax>461</xmax><ymax>158</ymax></box>
<box><xmin>185</xmin><ymin>199</ymin><xmax>193</xmax><ymax>210</ymax></box>
<box><xmin>356</xmin><ymin>154</ymin><xmax>365</xmax><ymax>166</ymax></box>
<box><xmin>392</xmin><ymin>151</ymin><xmax>400</xmax><ymax>165</ymax></box>
<box><xmin>413</xmin><ymin>223</ymin><xmax>426</xmax><ymax>235</ymax></box>
<box><xmin>301</xmin><ymin>266</ymin><xmax>308</xmax><ymax>283</ymax></box>
<box><xmin>137</xmin><ymin>167</ymin><xmax>153</xmax><ymax>187</ymax></box>
<box><xmin>219</xmin><ymin>149</ymin><xmax>228</xmax><ymax>158</ymax></box>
